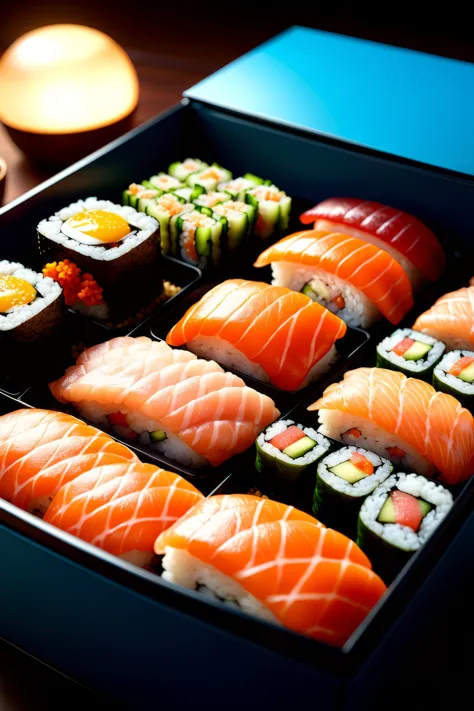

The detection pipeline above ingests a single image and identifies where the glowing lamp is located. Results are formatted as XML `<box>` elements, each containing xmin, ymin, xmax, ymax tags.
<box><xmin>0</xmin><ymin>25</ymin><xmax>139</xmax><ymax>166</ymax></box>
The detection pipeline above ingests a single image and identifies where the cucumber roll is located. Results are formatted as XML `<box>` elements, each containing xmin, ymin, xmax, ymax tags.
<box><xmin>193</xmin><ymin>191</ymin><xmax>232</xmax><ymax>209</ymax></box>
<box><xmin>218</xmin><ymin>173</ymin><xmax>270</xmax><ymax>201</ymax></box>
<box><xmin>173</xmin><ymin>185</ymin><xmax>205</xmax><ymax>203</ymax></box>
<box><xmin>256</xmin><ymin>420</ymin><xmax>331</xmax><ymax>481</ymax></box>
<box><xmin>145</xmin><ymin>194</ymin><xmax>193</xmax><ymax>255</ymax></box>
<box><xmin>123</xmin><ymin>183</ymin><xmax>163</xmax><ymax>213</ymax></box>
<box><xmin>187</xmin><ymin>164</ymin><xmax>232</xmax><ymax>193</ymax></box>
<box><xmin>245</xmin><ymin>185</ymin><xmax>292</xmax><ymax>239</ymax></box>
<box><xmin>313</xmin><ymin>447</ymin><xmax>393</xmax><ymax>539</ymax></box>
<box><xmin>174</xmin><ymin>209</ymin><xmax>225</xmax><ymax>269</ymax></box>
<box><xmin>433</xmin><ymin>350</ymin><xmax>474</xmax><ymax>410</ymax></box>
<box><xmin>168</xmin><ymin>158</ymin><xmax>209</xmax><ymax>183</ymax></box>
<box><xmin>148</xmin><ymin>173</ymin><xmax>184</xmax><ymax>193</ymax></box>
<box><xmin>357</xmin><ymin>472</ymin><xmax>453</xmax><ymax>583</ymax></box>
<box><xmin>212</xmin><ymin>201</ymin><xmax>256</xmax><ymax>252</ymax></box>
<box><xmin>376</xmin><ymin>328</ymin><xmax>445</xmax><ymax>381</ymax></box>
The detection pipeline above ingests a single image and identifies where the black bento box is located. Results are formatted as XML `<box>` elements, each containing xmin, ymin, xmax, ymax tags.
<box><xmin>1</xmin><ymin>27</ymin><xmax>474</xmax><ymax>709</ymax></box>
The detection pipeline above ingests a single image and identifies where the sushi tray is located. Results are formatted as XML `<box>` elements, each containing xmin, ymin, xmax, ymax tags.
<box><xmin>2</xmin><ymin>26</ymin><xmax>474</xmax><ymax>709</ymax></box>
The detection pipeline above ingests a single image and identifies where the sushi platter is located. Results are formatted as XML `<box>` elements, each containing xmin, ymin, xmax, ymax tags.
<box><xmin>2</xmin><ymin>26</ymin><xmax>474</xmax><ymax>709</ymax></box>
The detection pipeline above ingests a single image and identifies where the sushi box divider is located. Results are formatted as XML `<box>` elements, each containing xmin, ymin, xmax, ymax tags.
<box><xmin>1</xmin><ymin>88</ymin><xmax>474</xmax><ymax>701</ymax></box>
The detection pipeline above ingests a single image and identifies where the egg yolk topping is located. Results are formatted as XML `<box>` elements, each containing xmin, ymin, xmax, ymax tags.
<box><xmin>0</xmin><ymin>276</ymin><xmax>37</xmax><ymax>313</ymax></box>
<box><xmin>64</xmin><ymin>210</ymin><xmax>130</xmax><ymax>243</ymax></box>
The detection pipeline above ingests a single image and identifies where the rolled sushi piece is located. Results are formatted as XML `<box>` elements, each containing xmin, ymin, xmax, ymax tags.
<box><xmin>49</xmin><ymin>336</ymin><xmax>280</xmax><ymax>469</ymax></box>
<box><xmin>187</xmin><ymin>164</ymin><xmax>232</xmax><ymax>193</ymax></box>
<box><xmin>0</xmin><ymin>260</ymin><xmax>63</xmax><ymax>342</ymax></box>
<box><xmin>155</xmin><ymin>494</ymin><xmax>386</xmax><ymax>647</ymax></box>
<box><xmin>433</xmin><ymin>350</ymin><xmax>474</xmax><ymax>410</ymax></box>
<box><xmin>173</xmin><ymin>185</ymin><xmax>205</xmax><ymax>203</ymax></box>
<box><xmin>357</xmin><ymin>472</ymin><xmax>453</xmax><ymax>582</ymax></box>
<box><xmin>44</xmin><ymin>461</ymin><xmax>203</xmax><ymax>568</ymax></box>
<box><xmin>37</xmin><ymin>198</ymin><xmax>160</xmax><ymax>320</ymax></box>
<box><xmin>218</xmin><ymin>173</ymin><xmax>270</xmax><ymax>201</ymax></box>
<box><xmin>212</xmin><ymin>201</ymin><xmax>256</xmax><ymax>252</ymax></box>
<box><xmin>300</xmin><ymin>197</ymin><xmax>446</xmax><ymax>289</ymax></box>
<box><xmin>246</xmin><ymin>184</ymin><xmax>292</xmax><ymax>239</ymax></box>
<box><xmin>413</xmin><ymin>286</ymin><xmax>474</xmax><ymax>351</ymax></box>
<box><xmin>256</xmin><ymin>420</ymin><xmax>331</xmax><ymax>480</ymax></box>
<box><xmin>193</xmin><ymin>191</ymin><xmax>232</xmax><ymax>209</ymax></box>
<box><xmin>147</xmin><ymin>173</ymin><xmax>184</xmax><ymax>193</ymax></box>
<box><xmin>144</xmin><ymin>193</ymin><xmax>193</xmax><ymax>255</ymax></box>
<box><xmin>313</xmin><ymin>446</ymin><xmax>393</xmax><ymax>539</ymax></box>
<box><xmin>122</xmin><ymin>182</ymin><xmax>163</xmax><ymax>212</ymax></box>
<box><xmin>173</xmin><ymin>209</ymin><xmax>225</xmax><ymax>268</ymax></box>
<box><xmin>168</xmin><ymin>158</ymin><xmax>209</xmax><ymax>183</ymax></box>
<box><xmin>166</xmin><ymin>279</ymin><xmax>346</xmax><ymax>391</ymax></box>
<box><xmin>309</xmin><ymin>366</ymin><xmax>474</xmax><ymax>485</ymax></box>
<box><xmin>255</xmin><ymin>231</ymin><xmax>414</xmax><ymax>328</ymax></box>
<box><xmin>376</xmin><ymin>328</ymin><xmax>445</xmax><ymax>380</ymax></box>
<box><xmin>0</xmin><ymin>408</ymin><xmax>137</xmax><ymax>515</ymax></box>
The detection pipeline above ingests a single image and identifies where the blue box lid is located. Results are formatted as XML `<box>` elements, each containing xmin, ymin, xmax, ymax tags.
<box><xmin>185</xmin><ymin>26</ymin><xmax>474</xmax><ymax>177</ymax></box>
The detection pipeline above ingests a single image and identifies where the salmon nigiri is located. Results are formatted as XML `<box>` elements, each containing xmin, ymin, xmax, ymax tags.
<box><xmin>300</xmin><ymin>197</ymin><xmax>445</xmax><ymax>288</ymax></box>
<box><xmin>309</xmin><ymin>367</ymin><xmax>474</xmax><ymax>485</ymax></box>
<box><xmin>166</xmin><ymin>279</ymin><xmax>347</xmax><ymax>391</ymax></box>
<box><xmin>44</xmin><ymin>461</ymin><xmax>203</xmax><ymax>567</ymax></box>
<box><xmin>0</xmin><ymin>409</ymin><xmax>137</xmax><ymax>515</ymax></box>
<box><xmin>155</xmin><ymin>495</ymin><xmax>386</xmax><ymax>647</ymax></box>
<box><xmin>49</xmin><ymin>337</ymin><xmax>280</xmax><ymax>468</ymax></box>
<box><xmin>254</xmin><ymin>231</ymin><xmax>413</xmax><ymax>328</ymax></box>
<box><xmin>413</xmin><ymin>286</ymin><xmax>474</xmax><ymax>351</ymax></box>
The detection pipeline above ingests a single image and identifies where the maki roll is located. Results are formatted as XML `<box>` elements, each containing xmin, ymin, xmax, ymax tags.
<box><xmin>0</xmin><ymin>260</ymin><xmax>63</xmax><ymax>342</ymax></box>
<box><xmin>166</xmin><ymin>279</ymin><xmax>346</xmax><ymax>391</ymax></box>
<box><xmin>376</xmin><ymin>328</ymin><xmax>445</xmax><ymax>380</ymax></box>
<box><xmin>300</xmin><ymin>197</ymin><xmax>446</xmax><ymax>289</ymax></box>
<box><xmin>433</xmin><ymin>351</ymin><xmax>474</xmax><ymax>409</ymax></box>
<box><xmin>256</xmin><ymin>420</ymin><xmax>331</xmax><ymax>480</ymax></box>
<box><xmin>147</xmin><ymin>173</ymin><xmax>184</xmax><ymax>193</ymax></box>
<box><xmin>38</xmin><ymin>198</ymin><xmax>160</xmax><ymax>321</ymax></box>
<box><xmin>357</xmin><ymin>472</ymin><xmax>453</xmax><ymax>582</ymax></box>
<box><xmin>218</xmin><ymin>173</ymin><xmax>269</xmax><ymax>201</ymax></box>
<box><xmin>245</xmin><ymin>184</ymin><xmax>292</xmax><ymax>239</ymax></box>
<box><xmin>255</xmin><ymin>231</ymin><xmax>413</xmax><ymax>327</ymax></box>
<box><xmin>123</xmin><ymin>183</ymin><xmax>163</xmax><ymax>212</ymax></box>
<box><xmin>193</xmin><ymin>191</ymin><xmax>232</xmax><ymax>209</ymax></box>
<box><xmin>168</xmin><ymin>158</ymin><xmax>209</xmax><ymax>182</ymax></box>
<box><xmin>173</xmin><ymin>209</ymin><xmax>225</xmax><ymax>268</ymax></box>
<box><xmin>212</xmin><ymin>201</ymin><xmax>256</xmax><ymax>251</ymax></box>
<box><xmin>313</xmin><ymin>446</ymin><xmax>393</xmax><ymax>538</ymax></box>
<box><xmin>144</xmin><ymin>193</ymin><xmax>193</xmax><ymax>255</ymax></box>
<box><xmin>187</xmin><ymin>164</ymin><xmax>232</xmax><ymax>193</ymax></box>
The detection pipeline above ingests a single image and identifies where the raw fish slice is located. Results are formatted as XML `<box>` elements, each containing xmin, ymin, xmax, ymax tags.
<box><xmin>254</xmin><ymin>231</ymin><xmax>413</xmax><ymax>325</ymax></box>
<box><xmin>300</xmin><ymin>198</ymin><xmax>445</xmax><ymax>282</ymax></box>
<box><xmin>413</xmin><ymin>286</ymin><xmax>474</xmax><ymax>350</ymax></box>
<box><xmin>167</xmin><ymin>279</ymin><xmax>346</xmax><ymax>391</ymax></box>
<box><xmin>310</xmin><ymin>367</ymin><xmax>474</xmax><ymax>485</ymax></box>
<box><xmin>44</xmin><ymin>462</ymin><xmax>203</xmax><ymax>563</ymax></box>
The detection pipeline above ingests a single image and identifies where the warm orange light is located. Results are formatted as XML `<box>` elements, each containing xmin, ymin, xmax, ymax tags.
<box><xmin>0</xmin><ymin>24</ymin><xmax>139</xmax><ymax>134</ymax></box>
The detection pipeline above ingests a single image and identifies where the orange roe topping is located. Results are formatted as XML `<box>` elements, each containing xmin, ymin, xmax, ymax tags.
<box><xmin>43</xmin><ymin>260</ymin><xmax>104</xmax><ymax>307</ymax></box>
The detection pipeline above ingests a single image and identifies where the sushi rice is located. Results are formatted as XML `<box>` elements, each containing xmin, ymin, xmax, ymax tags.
<box><xmin>256</xmin><ymin>419</ymin><xmax>331</xmax><ymax>479</ymax></box>
<box><xmin>317</xmin><ymin>447</ymin><xmax>393</xmax><ymax>499</ymax></box>
<box><xmin>0</xmin><ymin>261</ymin><xmax>62</xmax><ymax>333</ymax></box>
<box><xmin>433</xmin><ymin>350</ymin><xmax>474</xmax><ymax>403</ymax></box>
<box><xmin>272</xmin><ymin>262</ymin><xmax>378</xmax><ymax>328</ymax></box>
<box><xmin>376</xmin><ymin>328</ymin><xmax>445</xmax><ymax>377</ymax></box>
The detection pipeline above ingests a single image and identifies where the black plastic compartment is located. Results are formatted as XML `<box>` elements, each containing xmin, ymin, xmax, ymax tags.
<box><xmin>1</xmin><ymin>100</ymin><xmax>474</xmax><ymax>707</ymax></box>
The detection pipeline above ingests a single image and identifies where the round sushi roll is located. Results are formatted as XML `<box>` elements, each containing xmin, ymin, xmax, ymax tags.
<box><xmin>186</xmin><ymin>164</ymin><xmax>232</xmax><ymax>193</ymax></box>
<box><xmin>218</xmin><ymin>174</ymin><xmax>264</xmax><ymax>201</ymax></box>
<box><xmin>376</xmin><ymin>328</ymin><xmax>445</xmax><ymax>381</ymax></box>
<box><xmin>122</xmin><ymin>182</ymin><xmax>163</xmax><ymax>213</ymax></box>
<box><xmin>245</xmin><ymin>184</ymin><xmax>292</xmax><ymax>239</ymax></box>
<box><xmin>147</xmin><ymin>173</ymin><xmax>184</xmax><ymax>193</ymax></box>
<box><xmin>256</xmin><ymin>420</ymin><xmax>331</xmax><ymax>481</ymax></box>
<box><xmin>212</xmin><ymin>201</ymin><xmax>256</xmax><ymax>252</ymax></box>
<box><xmin>144</xmin><ymin>193</ymin><xmax>193</xmax><ymax>255</ymax></box>
<box><xmin>0</xmin><ymin>260</ymin><xmax>63</xmax><ymax>342</ymax></box>
<box><xmin>433</xmin><ymin>350</ymin><xmax>474</xmax><ymax>410</ymax></box>
<box><xmin>37</xmin><ymin>198</ymin><xmax>160</xmax><ymax>320</ymax></box>
<box><xmin>357</xmin><ymin>472</ymin><xmax>453</xmax><ymax>582</ymax></box>
<box><xmin>173</xmin><ymin>209</ymin><xmax>225</xmax><ymax>269</ymax></box>
<box><xmin>192</xmin><ymin>191</ymin><xmax>232</xmax><ymax>209</ymax></box>
<box><xmin>168</xmin><ymin>158</ymin><xmax>209</xmax><ymax>183</ymax></box>
<box><xmin>313</xmin><ymin>446</ymin><xmax>393</xmax><ymax>538</ymax></box>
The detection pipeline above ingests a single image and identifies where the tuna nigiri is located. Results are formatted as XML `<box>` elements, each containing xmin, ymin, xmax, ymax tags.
<box><xmin>45</xmin><ymin>461</ymin><xmax>203</xmax><ymax>567</ymax></box>
<box><xmin>49</xmin><ymin>337</ymin><xmax>280</xmax><ymax>468</ymax></box>
<box><xmin>166</xmin><ymin>279</ymin><xmax>347</xmax><ymax>391</ymax></box>
<box><xmin>0</xmin><ymin>408</ymin><xmax>137</xmax><ymax>514</ymax></box>
<box><xmin>300</xmin><ymin>197</ymin><xmax>445</xmax><ymax>288</ymax></box>
<box><xmin>155</xmin><ymin>495</ymin><xmax>386</xmax><ymax>647</ymax></box>
<box><xmin>309</xmin><ymin>367</ymin><xmax>474</xmax><ymax>485</ymax></box>
<box><xmin>254</xmin><ymin>231</ymin><xmax>414</xmax><ymax>328</ymax></box>
<box><xmin>413</xmin><ymin>286</ymin><xmax>474</xmax><ymax>351</ymax></box>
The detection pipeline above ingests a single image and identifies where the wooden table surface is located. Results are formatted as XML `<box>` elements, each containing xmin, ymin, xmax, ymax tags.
<box><xmin>1</xmin><ymin>18</ymin><xmax>474</xmax><ymax>711</ymax></box>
